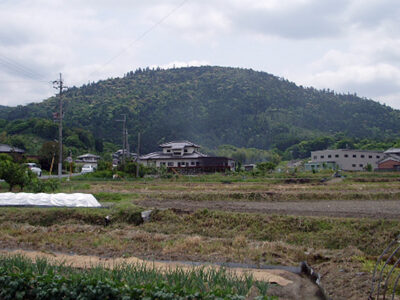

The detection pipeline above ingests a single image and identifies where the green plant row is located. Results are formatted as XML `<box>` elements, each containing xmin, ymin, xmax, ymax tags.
<box><xmin>0</xmin><ymin>255</ymin><xmax>276</xmax><ymax>300</ymax></box>
<box><xmin>0</xmin><ymin>203</ymin><xmax>143</xmax><ymax>226</ymax></box>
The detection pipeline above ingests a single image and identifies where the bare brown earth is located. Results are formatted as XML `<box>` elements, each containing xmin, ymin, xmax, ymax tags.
<box><xmin>136</xmin><ymin>199</ymin><xmax>400</xmax><ymax>219</ymax></box>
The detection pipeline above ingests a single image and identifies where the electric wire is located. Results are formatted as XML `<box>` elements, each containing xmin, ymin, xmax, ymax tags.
<box><xmin>0</xmin><ymin>55</ymin><xmax>46</xmax><ymax>80</ymax></box>
<box><xmin>102</xmin><ymin>0</ymin><xmax>190</xmax><ymax>68</ymax></box>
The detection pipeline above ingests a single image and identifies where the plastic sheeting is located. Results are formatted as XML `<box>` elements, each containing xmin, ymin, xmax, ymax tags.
<box><xmin>0</xmin><ymin>193</ymin><xmax>101</xmax><ymax>207</ymax></box>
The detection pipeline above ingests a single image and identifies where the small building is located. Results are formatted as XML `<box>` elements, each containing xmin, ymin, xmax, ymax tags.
<box><xmin>243</xmin><ymin>164</ymin><xmax>256</xmax><ymax>171</ymax></box>
<box><xmin>377</xmin><ymin>155</ymin><xmax>400</xmax><ymax>171</ymax></box>
<box><xmin>75</xmin><ymin>153</ymin><xmax>101</xmax><ymax>167</ymax></box>
<box><xmin>139</xmin><ymin>141</ymin><xmax>235</xmax><ymax>173</ymax></box>
<box><xmin>112</xmin><ymin>149</ymin><xmax>137</xmax><ymax>165</ymax></box>
<box><xmin>307</xmin><ymin>149</ymin><xmax>384</xmax><ymax>171</ymax></box>
<box><xmin>0</xmin><ymin>144</ymin><xmax>25</xmax><ymax>160</ymax></box>
<box><xmin>377</xmin><ymin>149</ymin><xmax>400</xmax><ymax>171</ymax></box>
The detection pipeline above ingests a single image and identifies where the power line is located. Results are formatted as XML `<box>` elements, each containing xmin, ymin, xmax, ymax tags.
<box><xmin>102</xmin><ymin>0</ymin><xmax>190</xmax><ymax>68</ymax></box>
<box><xmin>0</xmin><ymin>54</ymin><xmax>46</xmax><ymax>80</ymax></box>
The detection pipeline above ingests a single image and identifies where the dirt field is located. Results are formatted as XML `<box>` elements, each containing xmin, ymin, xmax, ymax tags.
<box><xmin>136</xmin><ymin>198</ymin><xmax>400</xmax><ymax>219</ymax></box>
<box><xmin>1</xmin><ymin>175</ymin><xmax>400</xmax><ymax>299</ymax></box>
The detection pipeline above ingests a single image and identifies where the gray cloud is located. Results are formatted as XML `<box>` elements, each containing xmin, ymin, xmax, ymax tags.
<box><xmin>231</xmin><ymin>0</ymin><xmax>350</xmax><ymax>39</ymax></box>
<box><xmin>0</xmin><ymin>0</ymin><xmax>400</xmax><ymax>108</ymax></box>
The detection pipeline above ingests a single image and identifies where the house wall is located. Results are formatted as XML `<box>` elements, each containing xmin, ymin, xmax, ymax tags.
<box><xmin>378</xmin><ymin>160</ymin><xmax>400</xmax><ymax>169</ymax></box>
<box><xmin>162</xmin><ymin>146</ymin><xmax>196</xmax><ymax>155</ymax></box>
<box><xmin>311</xmin><ymin>149</ymin><xmax>383</xmax><ymax>171</ymax></box>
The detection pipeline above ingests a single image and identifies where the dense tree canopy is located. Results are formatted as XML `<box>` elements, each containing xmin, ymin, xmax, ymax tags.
<box><xmin>0</xmin><ymin>66</ymin><xmax>400</xmax><ymax>156</ymax></box>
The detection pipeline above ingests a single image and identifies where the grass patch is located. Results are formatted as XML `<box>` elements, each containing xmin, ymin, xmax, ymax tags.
<box><xmin>93</xmin><ymin>192</ymin><xmax>140</xmax><ymax>203</ymax></box>
<box><xmin>358</xmin><ymin>256</ymin><xmax>400</xmax><ymax>296</ymax></box>
<box><xmin>144</xmin><ymin>209</ymin><xmax>400</xmax><ymax>255</ymax></box>
<box><xmin>0</xmin><ymin>203</ymin><xmax>143</xmax><ymax>226</ymax></box>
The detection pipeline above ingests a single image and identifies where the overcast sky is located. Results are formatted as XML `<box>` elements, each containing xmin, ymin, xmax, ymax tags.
<box><xmin>0</xmin><ymin>0</ymin><xmax>400</xmax><ymax>108</ymax></box>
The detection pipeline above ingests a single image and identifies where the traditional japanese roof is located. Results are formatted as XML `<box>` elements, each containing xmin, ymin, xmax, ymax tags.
<box><xmin>139</xmin><ymin>151</ymin><xmax>208</xmax><ymax>160</ymax></box>
<box><xmin>77</xmin><ymin>153</ymin><xmax>100</xmax><ymax>159</ymax></box>
<box><xmin>0</xmin><ymin>144</ymin><xmax>25</xmax><ymax>154</ymax></box>
<box><xmin>377</xmin><ymin>154</ymin><xmax>400</xmax><ymax>164</ymax></box>
<box><xmin>159</xmin><ymin>141</ymin><xmax>200</xmax><ymax>149</ymax></box>
<box><xmin>384</xmin><ymin>148</ymin><xmax>400</xmax><ymax>154</ymax></box>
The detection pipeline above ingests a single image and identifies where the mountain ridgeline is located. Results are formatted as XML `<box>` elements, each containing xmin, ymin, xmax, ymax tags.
<box><xmin>1</xmin><ymin>66</ymin><xmax>399</xmax><ymax>154</ymax></box>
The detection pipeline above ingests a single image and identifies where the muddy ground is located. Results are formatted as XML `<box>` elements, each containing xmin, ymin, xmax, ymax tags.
<box><xmin>136</xmin><ymin>198</ymin><xmax>400</xmax><ymax>219</ymax></box>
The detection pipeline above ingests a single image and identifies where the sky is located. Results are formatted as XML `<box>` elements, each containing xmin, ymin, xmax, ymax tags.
<box><xmin>0</xmin><ymin>0</ymin><xmax>400</xmax><ymax>108</ymax></box>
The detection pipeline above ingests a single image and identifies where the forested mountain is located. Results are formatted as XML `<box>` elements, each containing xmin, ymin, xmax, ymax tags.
<box><xmin>1</xmin><ymin>66</ymin><xmax>399</xmax><ymax>154</ymax></box>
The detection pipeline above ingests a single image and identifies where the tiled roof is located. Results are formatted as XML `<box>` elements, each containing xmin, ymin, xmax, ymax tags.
<box><xmin>0</xmin><ymin>144</ymin><xmax>25</xmax><ymax>153</ymax></box>
<box><xmin>140</xmin><ymin>151</ymin><xmax>208</xmax><ymax>160</ymax></box>
<box><xmin>378</xmin><ymin>154</ymin><xmax>400</xmax><ymax>164</ymax></box>
<box><xmin>77</xmin><ymin>153</ymin><xmax>100</xmax><ymax>159</ymax></box>
<box><xmin>384</xmin><ymin>148</ymin><xmax>400</xmax><ymax>154</ymax></box>
<box><xmin>159</xmin><ymin>141</ymin><xmax>200</xmax><ymax>149</ymax></box>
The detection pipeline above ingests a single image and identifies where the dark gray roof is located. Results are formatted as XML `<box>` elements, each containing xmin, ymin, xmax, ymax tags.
<box><xmin>377</xmin><ymin>154</ymin><xmax>400</xmax><ymax>164</ymax></box>
<box><xmin>159</xmin><ymin>141</ymin><xmax>200</xmax><ymax>149</ymax></box>
<box><xmin>77</xmin><ymin>153</ymin><xmax>100</xmax><ymax>159</ymax></box>
<box><xmin>0</xmin><ymin>144</ymin><xmax>25</xmax><ymax>153</ymax></box>
<box><xmin>384</xmin><ymin>148</ymin><xmax>400</xmax><ymax>154</ymax></box>
<box><xmin>139</xmin><ymin>150</ymin><xmax>208</xmax><ymax>160</ymax></box>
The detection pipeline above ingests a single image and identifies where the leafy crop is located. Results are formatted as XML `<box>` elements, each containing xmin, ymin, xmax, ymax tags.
<box><xmin>0</xmin><ymin>255</ymin><xmax>276</xmax><ymax>299</ymax></box>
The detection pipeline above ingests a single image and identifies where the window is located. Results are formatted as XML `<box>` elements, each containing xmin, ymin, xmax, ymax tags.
<box><xmin>167</xmin><ymin>162</ymin><xmax>174</xmax><ymax>166</ymax></box>
<box><xmin>313</xmin><ymin>156</ymin><xmax>317</xmax><ymax>160</ymax></box>
<box><xmin>167</xmin><ymin>150</ymin><xmax>171</xmax><ymax>152</ymax></box>
<box><xmin>359</xmin><ymin>164</ymin><xmax>363</xmax><ymax>167</ymax></box>
<box><xmin>335</xmin><ymin>154</ymin><xmax>339</xmax><ymax>158</ymax></box>
<box><xmin>344</xmin><ymin>154</ymin><xmax>349</xmax><ymax>158</ymax></box>
<box><xmin>196</xmin><ymin>162</ymin><xmax>200</xmax><ymax>166</ymax></box>
<box><xmin>320</xmin><ymin>155</ymin><xmax>324</xmax><ymax>159</ymax></box>
<box><xmin>352</xmin><ymin>164</ymin><xmax>356</xmax><ymax>167</ymax></box>
<box><xmin>191</xmin><ymin>162</ymin><xmax>195</xmax><ymax>166</ymax></box>
<box><xmin>353</xmin><ymin>154</ymin><xmax>356</xmax><ymax>158</ymax></box>
<box><xmin>369</xmin><ymin>155</ymin><xmax>372</xmax><ymax>159</ymax></box>
<box><xmin>361</xmin><ymin>155</ymin><xmax>365</xmax><ymax>158</ymax></box>
<box><xmin>377</xmin><ymin>155</ymin><xmax>381</xmax><ymax>159</ymax></box>
<box><xmin>184</xmin><ymin>149</ymin><xmax>188</xmax><ymax>153</ymax></box>
<box><xmin>181</xmin><ymin>162</ymin><xmax>185</xmax><ymax>166</ymax></box>
<box><xmin>328</xmin><ymin>155</ymin><xmax>332</xmax><ymax>158</ymax></box>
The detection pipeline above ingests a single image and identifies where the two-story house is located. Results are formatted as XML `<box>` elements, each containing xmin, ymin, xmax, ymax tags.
<box><xmin>139</xmin><ymin>141</ymin><xmax>235</xmax><ymax>172</ymax></box>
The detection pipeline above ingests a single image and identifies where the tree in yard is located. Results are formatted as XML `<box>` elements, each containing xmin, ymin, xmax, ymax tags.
<box><xmin>38</xmin><ymin>141</ymin><xmax>67</xmax><ymax>171</ymax></box>
<box><xmin>256</xmin><ymin>161</ymin><xmax>277</xmax><ymax>174</ymax></box>
<box><xmin>0</xmin><ymin>156</ymin><xmax>33</xmax><ymax>191</ymax></box>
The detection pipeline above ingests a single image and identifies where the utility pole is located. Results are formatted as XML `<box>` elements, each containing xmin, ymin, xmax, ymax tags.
<box><xmin>116</xmin><ymin>114</ymin><xmax>127</xmax><ymax>165</ymax></box>
<box><xmin>53</xmin><ymin>73</ymin><xmax>67</xmax><ymax>180</ymax></box>
<box><xmin>136</xmin><ymin>132</ymin><xmax>140</xmax><ymax>178</ymax></box>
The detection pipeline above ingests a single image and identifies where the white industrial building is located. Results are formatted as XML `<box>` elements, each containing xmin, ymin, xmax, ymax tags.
<box><xmin>307</xmin><ymin>149</ymin><xmax>384</xmax><ymax>171</ymax></box>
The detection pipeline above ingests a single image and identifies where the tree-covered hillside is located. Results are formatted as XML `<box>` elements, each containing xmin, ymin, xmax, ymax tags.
<box><xmin>1</xmin><ymin>66</ymin><xmax>399</xmax><ymax>154</ymax></box>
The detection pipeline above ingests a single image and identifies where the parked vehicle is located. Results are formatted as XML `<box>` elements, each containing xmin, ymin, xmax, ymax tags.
<box><xmin>81</xmin><ymin>164</ymin><xmax>95</xmax><ymax>174</ymax></box>
<box><xmin>25</xmin><ymin>163</ymin><xmax>42</xmax><ymax>177</ymax></box>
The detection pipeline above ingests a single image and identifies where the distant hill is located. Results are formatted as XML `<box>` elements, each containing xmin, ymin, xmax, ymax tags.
<box><xmin>1</xmin><ymin>66</ymin><xmax>399</xmax><ymax>154</ymax></box>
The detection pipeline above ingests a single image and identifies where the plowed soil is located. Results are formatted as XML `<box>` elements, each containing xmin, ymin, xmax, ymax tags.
<box><xmin>136</xmin><ymin>199</ymin><xmax>400</xmax><ymax>219</ymax></box>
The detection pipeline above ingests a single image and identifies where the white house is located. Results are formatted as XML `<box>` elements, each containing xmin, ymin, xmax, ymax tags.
<box><xmin>139</xmin><ymin>141</ymin><xmax>235</xmax><ymax>172</ymax></box>
<box><xmin>75</xmin><ymin>153</ymin><xmax>101</xmax><ymax>167</ymax></box>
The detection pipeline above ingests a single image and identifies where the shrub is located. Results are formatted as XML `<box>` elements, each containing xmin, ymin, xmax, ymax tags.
<box><xmin>0</xmin><ymin>160</ymin><xmax>33</xmax><ymax>191</ymax></box>
<box><xmin>27</xmin><ymin>178</ymin><xmax>60</xmax><ymax>193</ymax></box>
